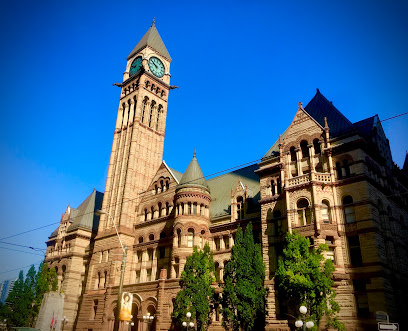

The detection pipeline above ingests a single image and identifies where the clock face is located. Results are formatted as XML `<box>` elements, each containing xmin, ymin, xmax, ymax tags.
<box><xmin>148</xmin><ymin>57</ymin><xmax>165</xmax><ymax>78</ymax></box>
<box><xmin>129</xmin><ymin>56</ymin><xmax>142</xmax><ymax>77</ymax></box>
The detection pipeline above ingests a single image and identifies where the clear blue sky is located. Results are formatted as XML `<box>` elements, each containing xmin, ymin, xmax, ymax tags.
<box><xmin>1</xmin><ymin>0</ymin><xmax>407</xmax><ymax>282</ymax></box>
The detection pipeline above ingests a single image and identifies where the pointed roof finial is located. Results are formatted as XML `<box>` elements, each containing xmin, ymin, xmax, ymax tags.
<box><xmin>298</xmin><ymin>102</ymin><xmax>303</xmax><ymax>110</ymax></box>
<box><xmin>152</xmin><ymin>17</ymin><xmax>155</xmax><ymax>26</ymax></box>
<box><xmin>324</xmin><ymin>116</ymin><xmax>329</xmax><ymax>128</ymax></box>
<box><xmin>194</xmin><ymin>148</ymin><xmax>196</xmax><ymax>157</ymax></box>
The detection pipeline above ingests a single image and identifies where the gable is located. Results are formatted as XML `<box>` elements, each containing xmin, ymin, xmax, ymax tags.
<box><xmin>146</xmin><ymin>161</ymin><xmax>181</xmax><ymax>192</ymax></box>
<box><xmin>281</xmin><ymin>105</ymin><xmax>324</xmax><ymax>151</ymax></box>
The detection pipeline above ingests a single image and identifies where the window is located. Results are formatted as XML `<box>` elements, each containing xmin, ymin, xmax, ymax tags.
<box><xmin>137</xmin><ymin>251</ymin><xmax>142</xmax><ymax>263</ymax></box>
<box><xmin>187</xmin><ymin>229</ymin><xmax>194</xmax><ymax>247</ymax></box>
<box><xmin>188</xmin><ymin>202</ymin><xmax>192</xmax><ymax>214</ymax></box>
<box><xmin>97</xmin><ymin>272</ymin><xmax>101</xmax><ymax>289</ymax></box>
<box><xmin>353</xmin><ymin>279</ymin><xmax>369</xmax><ymax>317</ymax></box>
<box><xmin>104</xmin><ymin>271</ymin><xmax>107</xmax><ymax>288</ymax></box>
<box><xmin>297</xmin><ymin>199</ymin><xmax>311</xmax><ymax>225</ymax></box>
<box><xmin>313</xmin><ymin>138</ymin><xmax>321</xmax><ymax>154</ymax></box>
<box><xmin>91</xmin><ymin>300</ymin><xmax>98</xmax><ymax>319</ymax></box>
<box><xmin>321</xmin><ymin>200</ymin><xmax>331</xmax><ymax>224</ymax></box>
<box><xmin>149</xmin><ymin>234</ymin><xmax>154</xmax><ymax>241</ymax></box>
<box><xmin>149</xmin><ymin>101</ymin><xmax>155</xmax><ymax>127</ymax></box>
<box><xmin>144</xmin><ymin>209</ymin><xmax>148</xmax><ymax>222</ymax></box>
<box><xmin>158</xmin><ymin>202</ymin><xmax>162</xmax><ymax>217</ymax></box>
<box><xmin>141</xmin><ymin>98</ymin><xmax>148</xmax><ymax>123</ymax></box>
<box><xmin>336</xmin><ymin>162</ymin><xmax>342</xmax><ymax>179</ymax></box>
<box><xmin>348</xmin><ymin>236</ymin><xmax>363</xmax><ymax>266</ymax></box>
<box><xmin>146</xmin><ymin>269</ymin><xmax>152</xmax><ymax>282</ymax></box>
<box><xmin>300</xmin><ymin>140</ymin><xmax>309</xmax><ymax>158</ymax></box>
<box><xmin>343</xmin><ymin>159</ymin><xmax>351</xmax><ymax>177</ymax></box>
<box><xmin>177</xmin><ymin>229</ymin><xmax>181</xmax><ymax>247</ymax></box>
<box><xmin>148</xmin><ymin>249</ymin><xmax>154</xmax><ymax>261</ymax></box>
<box><xmin>343</xmin><ymin>196</ymin><xmax>356</xmax><ymax>223</ymax></box>
<box><xmin>214</xmin><ymin>237</ymin><xmax>221</xmax><ymax>251</ymax></box>
<box><xmin>224</xmin><ymin>236</ymin><xmax>230</xmax><ymax>249</ymax></box>
<box><xmin>193</xmin><ymin>203</ymin><xmax>197</xmax><ymax>215</ymax></box>
<box><xmin>151</xmin><ymin>206</ymin><xmax>154</xmax><ymax>220</ymax></box>
<box><xmin>138</xmin><ymin>236</ymin><xmax>144</xmax><ymax>244</ymax></box>
<box><xmin>237</xmin><ymin>196</ymin><xmax>244</xmax><ymax>220</ymax></box>
<box><xmin>135</xmin><ymin>270</ymin><xmax>141</xmax><ymax>283</ymax></box>
<box><xmin>290</xmin><ymin>146</ymin><xmax>297</xmax><ymax>161</ymax></box>
<box><xmin>166</xmin><ymin>202</ymin><xmax>170</xmax><ymax>215</ymax></box>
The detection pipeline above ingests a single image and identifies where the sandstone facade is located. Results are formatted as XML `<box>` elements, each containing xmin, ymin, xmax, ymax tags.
<box><xmin>44</xmin><ymin>22</ymin><xmax>408</xmax><ymax>331</ymax></box>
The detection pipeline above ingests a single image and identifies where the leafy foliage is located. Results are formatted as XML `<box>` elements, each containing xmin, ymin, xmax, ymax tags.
<box><xmin>222</xmin><ymin>224</ymin><xmax>266</xmax><ymax>331</ymax></box>
<box><xmin>0</xmin><ymin>263</ymin><xmax>58</xmax><ymax>328</ymax></box>
<box><xmin>275</xmin><ymin>231</ymin><xmax>345</xmax><ymax>330</ymax></box>
<box><xmin>172</xmin><ymin>243</ymin><xmax>215</xmax><ymax>331</ymax></box>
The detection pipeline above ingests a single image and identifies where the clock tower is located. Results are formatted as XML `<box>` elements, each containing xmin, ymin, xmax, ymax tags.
<box><xmin>99</xmin><ymin>20</ymin><xmax>172</xmax><ymax>233</ymax></box>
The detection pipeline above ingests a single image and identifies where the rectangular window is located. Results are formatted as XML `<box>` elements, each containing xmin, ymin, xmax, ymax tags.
<box><xmin>348</xmin><ymin>236</ymin><xmax>363</xmax><ymax>266</ymax></box>
<box><xmin>137</xmin><ymin>251</ymin><xmax>142</xmax><ymax>263</ymax></box>
<box><xmin>135</xmin><ymin>270</ymin><xmax>140</xmax><ymax>283</ymax></box>
<box><xmin>146</xmin><ymin>269</ymin><xmax>152</xmax><ymax>282</ymax></box>
<box><xmin>148</xmin><ymin>249</ymin><xmax>153</xmax><ymax>261</ymax></box>
<box><xmin>353</xmin><ymin>280</ymin><xmax>369</xmax><ymax>317</ymax></box>
<box><xmin>187</xmin><ymin>232</ymin><xmax>194</xmax><ymax>248</ymax></box>
<box><xmin>345</xmin><ymin>206</ymin><xmax>356</xmax><ymax>223</ymax></box>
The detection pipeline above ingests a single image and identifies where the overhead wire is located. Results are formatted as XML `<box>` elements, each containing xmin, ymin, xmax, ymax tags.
<box><xmin>0</xmin><ymin>109</ymin><xmax>407</xmax><ymax>265</ymax></box>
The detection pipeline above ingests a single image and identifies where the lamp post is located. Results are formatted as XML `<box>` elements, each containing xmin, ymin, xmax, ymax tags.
<box><xmin>95</xmin><ymin>210</ymin><xmax>128</xmax><ymax>331</ymax></box>
<box><xmin>125</xmin><ymin>315</ymin><xmax>134</xmax><ymax>331</ymax></box>
<box><xmin>61</xmin><ymin>316</ymin><xmax>68</xmax><ymax>331</ymax></box>
<box><xmin>142</xmin><ymin>313</ymin><xmax>154</xmax><ymax>331</ymax></box>
<box><xmin>182</xmin><ymin>312</ymin><xmax>195</xmax><ymax>330</ymax></box>
<box><xmin>295</xmin><ymin>306</ymin><xmax>314</xmax><ymax>330</ymax></box>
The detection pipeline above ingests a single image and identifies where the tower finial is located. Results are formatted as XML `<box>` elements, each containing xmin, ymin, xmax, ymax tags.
<box><xmin>298</xmin><ymin>102</ymin><xmax>303</xmax><ymax>110</ymax></box>
<box><xmin>194</xmin><ymin>148</ymin><xmax>196</xmax><ymax>157</ymax></box>
<box><xmin>152</xmin><ymin>18</ymin><xmax>155</xmax><ymax>26</ymax></box>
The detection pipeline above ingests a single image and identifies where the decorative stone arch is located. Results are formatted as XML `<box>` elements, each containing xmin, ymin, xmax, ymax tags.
<box><xmin>184</xmin><ymin>222</ymin><xmax>200</xmax><ymax>234</ymax></box>
<box><xmin>289</xmin><ymin>190</ymin><xmax>312</xmax><ymax>210</ymax></box>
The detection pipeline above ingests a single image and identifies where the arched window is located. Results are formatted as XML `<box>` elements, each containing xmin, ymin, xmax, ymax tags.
<box><xmin>300</xmin><ymin>140</ymin><xmax>309</xmax><ymax>158</ymax></box>
<box><xmin>313</xmin><ymin>139</ymin><xmax>321</xmax><ymax>154</ymax></box>
<box><xmin>104</xmin><ymin>271</ymin><xmax>107</xmax><ymax>288</ymax></box>
<box><xmin>187</xmin><ymin>228</ymin><xmax>194</xmax><ymax>248</ymax></box>
<box><xmin>343</xmin><ymin>196</ymin><xmax>355</xmax><ymax>223</ymax></box>
<box><xmin>336</xmin><ymin>162</ymin><xmax>342</xmax><ymax>179</ymax></box>
<box><xmin>138</xmin><ymin>236</ymin><xmax>144</xmax><ymax>244</ymax></box>
<box><xmin>321</xmin><ymin>200</ymin><xmax>331</xmax><ymax>224</ymax></box>
<box><xmin>277</xmin><ymin>177</ymin><xmax>281</xmax><ymax>194</ymax></box>
<box><xmin>151</xmin><ymin>206</ymin><xmax>155</xmax><ymax>219</ymax></box>
<box><xmin>297</xmin><ymin>199</ymin><xmax>311</xmax><ymax>225</ymax></box>
<box><xmin>144</xmin><ymin>209</ymin><xmax>148</xmax><ymax>222</ymax></box>
<box><xmin>177</xmin><ymin>229</ymin><xmax>182</xmax><ymax>247</ymax></box>
<box><xmin>193</xmin><ymin>203</ymin><xmax>197</xmax><ymax>215</ymax></box>
<box><xmin>141</xmin><ymin>98</ymin><xmax>148</xmax><ymax>123</ymax></box>
<box><xmin>166</xmin><ymin>202</ymin><xmax>170</xmax><ymax>216</ymax></box>
<box><xmin>343</xmin><ymin>159</ymin><xmax>351</xmax><ymax>177</ymax></box>
<box><xmin>290</xmin><ymin>146</ymin><xmax>297</xmax><ymax>161</ymax></box>
<box><xmin>200</xmin><ymin>204</ymin><xmax>204</xmax><ymax>216</ymax></box>
<box><xmin>97</xmin><ymin>271</ymin><xmax>101</xmax><ymax>288</ymax></box>
<box><xmin>181</xmin><ymin>203</ymin><xmax>184</xmax><ymax>215</ymax></box>
<box><xmin>149</xmin><ymin>234</ymin><xmax>154</xmax><ymax>241</ymax></box>
<box><xmin>160</xmin><ymin>180</ymin><xmax>164</xmax><ymax>191</ymax></box>
<box><xmin>188</xmin><ymin>202</ymin><xmax>192</xmax><ymax>214</ymax></box>
<box><xmin>149</xmin><ymin>101</ymin><xmax>156</xmax><ymax>127</ymax></box>
<box><xmin>271</xmin><ymin>179</ymin><xmax>276</xmax><ymax>196</ymax></box>
<box><xmin>237</xmin><ymin>196</ymin><xmax>244</xmax><ymax>220</ymax></box>
<box><xmin>166</xmin><ymin>181</ymin><xmax>170</xmax><ymax>190</ymax></box>
<box><xmin>156</xmin><ymin>105</ymin><xmax>162</xmax><ymax>131</ymax></box>
<box><xmin>158</xmin><ymin>202</ymin><xmax>162</xmax><ymax>217</ymax></box>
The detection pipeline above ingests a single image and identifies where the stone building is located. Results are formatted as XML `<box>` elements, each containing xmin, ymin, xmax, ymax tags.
<box><xmin>44</xmin><ymin>22</ymin><xmax>408</xmax><ymax>330</ymax></box>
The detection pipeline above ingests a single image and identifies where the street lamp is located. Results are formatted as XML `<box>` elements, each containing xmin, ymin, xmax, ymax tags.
<box><xmin>61</xmin><ymin>316</ymin><xmax>69</xmax><ymax>331</ymax></box>
<box><xmin>142</xmin><ymin>313</ymin><xmax>154</xmax><ymax>330</ymax></box>
<box><xmin>295</xmin><ymin>306</ymin><xmax>314</xmax><ymax>330</ymax></box>
<box><xmin>125</xmin><ymin>315</ymin><xmax>134</xmax><ymax>331</ymax></box>
<box><xmin>182</xmin><ymin>312</ymin><xmax>194</xmax><ymax>330</ymax></box>
<box><xmin>95</xmin><ymin>209</ymin><xmax>128</xmax><ymax>331</ymax></box>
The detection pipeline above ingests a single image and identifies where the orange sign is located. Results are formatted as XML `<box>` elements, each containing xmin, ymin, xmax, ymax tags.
<box><xmin>119</xmin><ymin>292</ymin><xmax>133</xmax><ymax>321</ymax></box>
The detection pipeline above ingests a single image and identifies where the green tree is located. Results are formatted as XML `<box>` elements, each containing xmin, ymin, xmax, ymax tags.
<box><xmin>275</xmin><ymin>231</ymin><xmax>345</xmax><ymax>330</ymax></box>
<box><xmin>2</xmin><ymin>264</ymin><xmax>58</xmax><ymax>328</ymax></box>
<box><xmin>172</xmin><ymin>243</ymin><xmax>215</xmax><ymax>331</ymax></box>
<box><xmin>222</xmin><ymin>224</ymin><xmax>266</xmax><ymax>331</ymax></box>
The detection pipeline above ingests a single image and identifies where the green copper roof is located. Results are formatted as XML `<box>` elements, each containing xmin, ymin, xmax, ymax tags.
<box><xmin>207</xmin><ymin>164</ymin><xmax>260</xmax><ymax>218</ymax></box>
<box><xmin>178</xmin><ymin>152</ymin><xmax>208</xmax><ymax>189</ymax></box>
<box><xmin>127</xmin><ymin>21</ymin><xmax>172</xmax><ymax>61</ymax></box>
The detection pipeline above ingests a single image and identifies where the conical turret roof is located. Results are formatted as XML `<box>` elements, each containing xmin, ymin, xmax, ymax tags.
<box><xmin>178</xmin><ymin>151</ymin><xmax>208</xmax><ymax>189</ymax></box>
<box><xmin>127</xmin><ymin>20</ymin><xmax>172</xmax><ymax>61</ymax></box>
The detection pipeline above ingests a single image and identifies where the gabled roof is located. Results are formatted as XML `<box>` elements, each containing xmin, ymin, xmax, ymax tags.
<box><xmin>207</xmin><ymin>164</ymin><xmax>260</xmax><ymax>218</ymax></box>
<box><xmin>178</xmin><ymin>152</ymin><xmax>208</xmax><ymax>189</ymax></box>
<box><xmin>304</xmin><ymin>89</ymin><xmax>353</xmax><ymax>137</ymax></box>
<box><xmin>127</xmin><ymin>21</ymin><xmax>172</xmax><ymax>61</ymax></box>
<box><xmin>353</xmin><ymin>115</ymin><xmax>375</xmax><ymax>138</ymax></box>
<box><xmin>403</xmin><ymin>152</ymin><xmax>408</xmax><ymax>175</ymax></box>
<box><xmin>67</xmin><ymin>189</ymin><xmax>103</xmax><ymax>233</ymax></box>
